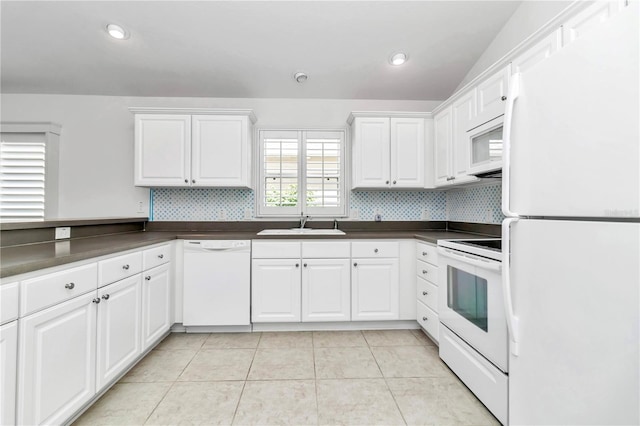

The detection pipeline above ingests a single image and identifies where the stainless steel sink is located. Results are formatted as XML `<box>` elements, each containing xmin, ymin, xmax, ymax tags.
<box><xmin>257</xmin><ymin>228</ymin><xmax>346</xmax><ymax>236</ymax></box>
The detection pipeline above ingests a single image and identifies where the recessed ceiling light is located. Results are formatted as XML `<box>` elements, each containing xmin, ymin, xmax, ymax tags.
<box><xmin>294</xmin><ymin>72</ymin><xmax>308</xmax><ymax>83</ymax></box>
<box><xmin>106</xmin><ymin>24</ymin><xmax>129</xmax><ymax>40</ymax></box>
<box><xmin>389</xmin><ymin>52</ymin><xmax>408</xmax><ymax>66</ymax></box>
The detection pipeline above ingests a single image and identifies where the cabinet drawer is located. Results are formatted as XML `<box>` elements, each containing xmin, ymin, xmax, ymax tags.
<box><xmin>252</xmin><ymin>241</ymin><xmax>301</xmax><ymax>258</ymax></box>
<box><xmin>21</xmin><ymin>263</ymin><xmax>98</xmax><ymax>316</ymax></box>
<box><xmin>352</xmin><ymin>241</ymin><xmax>399</xmax><ymax>258</ymax></box>
<box><xmin>417</xmin><ymin>301</ymin><xmax>439</xmax><ymax>343</ymax></box>
<box><xmin>302</xmin><ymin>241</ymin><xmax>350</xmax><ymax>258</ymax></box>
<box><xmin>143</xmin><ymin>244</ymin><xmax>171</xmax><ymax>270</ymax></box>
<box><xmin>416</xmin><ymin>242</ymin><xmax>438</xmax><ymax>266</ymax></box>
<box><xmin>417</xmin><ymin>277</ymin><xmax>438</xmax><ymax>312</ymax></box>
<box><xmin>1</xmin><ymin>282</ymin><xmax>19</xmax><ymax>324</ymax></box>
<box><xmin>416</xmin><ymin>260</ymin><xmax>438</xmax><ymax>284</ymax></box>
<box><xmin>99</xmin><ymin>251</ymin><xmax>143</xmax><ymax>287</ymax></box>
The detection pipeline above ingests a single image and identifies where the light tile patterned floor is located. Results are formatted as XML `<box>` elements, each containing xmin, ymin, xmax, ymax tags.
<box><xmin>74</xmin><ymin>329</ymin><xmax>500</xmax><ymax>426</ymax></box>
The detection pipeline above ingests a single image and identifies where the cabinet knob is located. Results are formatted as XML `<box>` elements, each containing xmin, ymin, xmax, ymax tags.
<box><xmin>393</xmin><ymin>180</ymin><xmax>396</xmax><ymax>184</ymax></box>
<box><xmin>102</xmin><ymin>294</ymin><xmax>110</xmax><ymax>300</ymax></box>
<box><xmin>122</xmin><ymin>264</ymin><xmax>130</xmax><ymax>270</ymax></box>
<box><xmin>295</xmin><ymin>263</ymin><xmax>300</xmax><ymax>268</ymax></box>
<box><xmin>422</xmin><ymin>291</ymin><xmax>428</xmax><ymax>296</ymax></box>
<box><xmin>192</xmin><ymin>179</ymin><xmax>196</xmax><ymax>184</ymax></box>
<box><xmin>145</xmin><ymin>275</ymin><xmax>151</xmax><ymax>280</ymax></box>
<box><xmin>422</xmin><ymin>270</ymin><xmax>428</xmax><ymax>274</ymax></box>
<box><xmin>303</xmin><ymin>263</ymin><xmax>307</xmax><ymax>267</ymax></box>
<box><xmin>501</xmin><ymin>95</ymin><xmax>507</xmax><ymax>101</ymax></box>
<box><xmin>184</xmin><ymin>179</ymin><xmax>188</xmax><ymax>183</ymax></box>
<box><xmin>92</xmin><ymin>298</ymin><xmax>101</xmax><ymax>304</ymax></box>
<box><xmin>353</xmin><ymin>262</ymin><xmax>358</xmax><ymax>267</ymax></box>
<box><xmin>158</xmin><ymin>254</ymin><xmax>164</xmax><ymax>259</ymax></box>
<box><xmin>422</xmin><ymin>252</ymin><xmax>428</xmax><ymax>256</ymax></box>
<box><xmin>374</xmin><ymin>248</ymin><xmax>379</xmax><ymax>253</ymax></box>
<box><xmin>386</xmin><ymin>180</ymin><xmax>389</xmax><ymax>184</ymax></box>
<box><xmin>422</xmin><ymin>316</ymin><xmax>428</xmax><ymax>321</ymax></box>
<box><xmin>64</xmin><ymin>282</ymin><xmax>75</xmax><ymax>290</ymax></box>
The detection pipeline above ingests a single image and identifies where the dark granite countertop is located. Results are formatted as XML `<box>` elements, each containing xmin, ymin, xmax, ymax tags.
<box><xmin>0</xmin><ymin>228</ymin><xmax>495</xmax><ymax>279</ymax></box>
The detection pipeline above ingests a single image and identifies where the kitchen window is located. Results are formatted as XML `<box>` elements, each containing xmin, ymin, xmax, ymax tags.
<box><xmin>256</xmin><ymin>129</ymin><xmax>346</xmax><ymax>217</ymax></box>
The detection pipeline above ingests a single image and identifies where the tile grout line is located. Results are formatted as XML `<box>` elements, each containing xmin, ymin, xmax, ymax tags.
<box><xmin>230</xmin><ymin>332</ymin><xmax>262</xmax><ymax>425</ymax></box>
<box><xmin>311</xmin><ymin>331</ymin><xmax>320</xmax><ymax>426</ymax></box>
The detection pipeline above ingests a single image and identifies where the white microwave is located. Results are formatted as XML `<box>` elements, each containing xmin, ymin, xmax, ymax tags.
<box><xmin>467</xmin><ymin>115</ymin><xmax>503</xmax><ymax>177</ymax></box>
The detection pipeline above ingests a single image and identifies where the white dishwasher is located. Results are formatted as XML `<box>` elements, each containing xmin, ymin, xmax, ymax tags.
<box><xmin>183</xmin><ymin>240</ymin><xmax>251</xmax><ymax>327</ymax></box>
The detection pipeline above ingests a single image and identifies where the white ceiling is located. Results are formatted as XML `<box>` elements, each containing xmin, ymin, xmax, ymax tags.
<box><xmin>1</xmin><ymin>1</ymin><xmax>521</xmax><ymax>100</ymax></box>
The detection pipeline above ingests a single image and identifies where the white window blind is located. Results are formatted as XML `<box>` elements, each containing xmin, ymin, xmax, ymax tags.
<box><xmin>0</xmin><ymin>141</ymin><xmax>46</xmax><ymax>221</ymax></box>
<box><xmin>257</xmin><ymin>129</ymin><xmax>345</xmax><ymax>217</ymax></box>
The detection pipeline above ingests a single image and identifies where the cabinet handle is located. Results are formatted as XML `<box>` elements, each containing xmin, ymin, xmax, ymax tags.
<box><xmin>422</xmin><ymin>316</ymin><xmax>428</xmax><ymax>321</ymax></box>
<box><xmin>422</xmin><ymin>252</ymin><xmax>428</xmax><ymax>256</ymax></box>
<box><xmin>353</xmin><ymin>262</ymin><xmax>358</xmax><ymax>267</ymax></box>
<box><xmin>184</xmin><ymin>179</ymin><xmax>188</xmax><ymax>183</ymax></box>
<box><xmin>501</xmin><ymin>95</ymin><xmax>507</xmax><ymax>101</ymax></box>
<box><xmin>422</xmin><ymin>291</ymin><xmax>428</xmax><ymax>296</ymax></box>
<box><xmin>145</xmin><ymin>275</ymin><xmax>151</xmax><ymax>280</ymax></box>
<box><xmin>295</xmin><ymin>263</ymin><xmax>300</xmax><ymax>268</ymax></box>
<box><xmin>192</xmin><ymin>179</ymin><xmax>196</xmax><ymax>184</ymax></box>
<box><xmin>92</xmin><ymin>298</ymin><xmax>101</xmax><ymax>304</ymax></box>
<box><xmin>64</xmin><ymin>282</ymin><xmax>75</xmax><ymax>290</ymax></box>
<box><xmin>303</xmin><ymin>263</ymin><xmax>307</xmax><ymax>267</ymax></box>
<box><xmin>374</xmin><ymin>248</ymin><xmax>379</xmax><ymax>253</ymax></box>
<box><xmin>122</xmin><ymin>264</ymin><xmax>130</xmax><ymax>270</ymax></box>
<box><xmin>102</xmin><ymin>294</ymin><xmax>110</xmax><ymax>300</ymax></box>
<box><xmin>393</xmin><ymin>180</ymin><xmax>396</xmax><ymax>184</ymax></box>
<box><xmin>422</xmin><ymin>270</ymin><xmax>428</xmax><ymax>274</ymax></box>
<box><xmin>386</xmin><ymin>180</ymin><xmax>389</xmax><ymax>184</ymax></box>
<box><xmin>158</xmin><ymin>254</ymin><xmax>164</xmax><ymax>259</ymax></box>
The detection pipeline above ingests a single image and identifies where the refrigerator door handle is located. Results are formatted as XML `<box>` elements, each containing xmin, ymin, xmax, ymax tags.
<box><xmin>501</xmin><ymin>72</ymin><xmax>521</xmax><ymax>218</ymax></box>
<box><xmin>502</xmin><ymin>217</ymin><xmax>520</xmax><ymax>356</ymax></box>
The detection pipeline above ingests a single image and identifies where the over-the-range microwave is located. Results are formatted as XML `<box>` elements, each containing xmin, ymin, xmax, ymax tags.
<box><xmin>467</xmin><ymin>114</ymin><xmax>503</xmax><ymax>178</ymax></box>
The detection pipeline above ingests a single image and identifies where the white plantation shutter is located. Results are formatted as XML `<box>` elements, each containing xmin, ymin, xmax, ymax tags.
<box><xmin>257</xmin><ymin>129</ymin><xmax>345</xmax><ymax>217</ymax></box>
<box><xmin>1</xmin><ymin>141</ymin><xmax>46</xmax><ymax>220</ymax></box>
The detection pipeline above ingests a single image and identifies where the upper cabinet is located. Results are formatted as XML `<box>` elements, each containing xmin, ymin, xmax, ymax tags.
<box><xmin>133</xmin><ymin>109</ymin><xmax>256</xmax><ymax>188</ymax></box>
<box><xmin>471</xmin><ymin>66</ymin><xmax>510</xmax><ymax>130</ymax></box>
<box><xmin>350</xmin><ymin>113</ymin><xmax>430</xmax><ymax>189</ymax></box>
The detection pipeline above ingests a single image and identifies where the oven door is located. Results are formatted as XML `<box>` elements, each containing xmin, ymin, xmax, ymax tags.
<box><xmin>438</xmin><ymin>247</ymin><xmax>507</xmax><ymax>372</ymax></box>
<box><xmin>467</xmin><ymin>115</ymin><xmax>503</xmax><ymax>176</ymax></box>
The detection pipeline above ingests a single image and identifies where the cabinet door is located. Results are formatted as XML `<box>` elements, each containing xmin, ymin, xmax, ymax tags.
<box><xmin>562</xmin><ymin>0</ymin><xmax>624</xmax><ymax>46</ymax></box>
<box><xmin>474</xmin><ymin>66</ymin><xmax>510</xmax><ymax>128</ymax></box>
<box><xmin>18</xmin><ymin>292</ymin><xmax>97</xmax><ymax>426</ymax></box>
<box><xmin>141</xmin><ymin>264</ymin><xmax>171</xmax><ymax>350</ymax></box>
<box><xmin>302</xmin><ymin>259</ymin><xmax>350</xmax><ymax>322</ymax></box>
<box><xmin>191</xmin><ymin>115</ymin><xmax>251</xmax><ymax>187</ymax></box>
<box><xmin>134</xmin><ymin>114</ymin><xmax>191</xmax><ymax>187</ymax></box>
<box><xmin>351</xmin><ymin>258</ymin><xmax>399</xmax><ymax>321</ymax></box>
<box><xmin>452</xmin><ymin>90</ymin><xmax>477</xmax><ymax>180</ymax></box>
<box><xmin>433</xmin><ymin>107</ymin><xmax>452</xmax><ymax>186</ymax></box>
<box><xmin>352</xmin><ymin>117</ymin><xmax>391</xmax><ymax>188</ymax></box>
<box><xmin>511</xmin><ymin>30</ymin><xmax>562</xmax><ymax>75</ymax></box>
<box><xmin>96</xmin><ymin>275</ymin><xmax>142</xmax><ymax>391</ymax></box>
<box><xmin>390</xmin><ymin>117</ymin><xmax>425</xmax><ymax>188</ymax></box>
<box><xmin>251</xmin><ymin>259</ymin><xmax>301</xmax><ymax>322</ymax></box>
<box><xmin>0</xmin><ymin>321</ymin><xmax>17</xmax><ymax>426</ymax></box>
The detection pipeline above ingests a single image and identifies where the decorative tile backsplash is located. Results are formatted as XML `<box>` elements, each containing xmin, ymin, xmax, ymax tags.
<box><xmin>152</xmin><ymin>182</ymin><xmax>504</xmax><ymax>224</ymax></box>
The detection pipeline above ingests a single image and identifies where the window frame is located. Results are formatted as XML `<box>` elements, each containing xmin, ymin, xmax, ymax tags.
<box><xmin>255</xmin><ymin>128</ymin><xmax>348</xmax><ymax>218</ymax></box>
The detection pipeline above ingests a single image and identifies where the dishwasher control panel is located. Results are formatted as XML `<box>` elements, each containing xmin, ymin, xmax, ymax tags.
<box><xmin>185</xmin><ymin>240</ymin><xmax>250</xmax><ymax>250</ymax></box>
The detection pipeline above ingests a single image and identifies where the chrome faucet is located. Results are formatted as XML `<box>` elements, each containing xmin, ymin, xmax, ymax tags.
<box><xmin>300</xmin><ymin>212</ymin><xmax>310</xmax><ymax>229</ymax></box>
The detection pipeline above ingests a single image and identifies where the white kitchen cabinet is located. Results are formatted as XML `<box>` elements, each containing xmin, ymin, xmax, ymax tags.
<box><xmin>415</xmin><ymin>241</ymin><xmax>438</xmax><ymax>343</ymax></box>
<box><xmin>351</xmin><ymin>258</ymin><xmax>399</xmax><ymax>321</ymax></box>
<box><xmin>0</xmin><ymin>321</ymin><xmax>17</xmax><ymax>426</ymax></box>
<box><xmin>251</xmin><ymin>259</ymin><xmax>301</xmax><ymax>322</ymax></box>
<box><xmin>562</xmin><ymin>0</ymin><xmax>625</xmax><ymax>46</ymax></box>
<box><xmin>472</xmin><ymin>66</ymin><xmax>510</xmax><ymax>129</ymax></box>
<box><xmin>17</xmin><ymin>292</ymin><xmax>97</xmax><ymax>426</ymax></box>
<box><xmin>434</xmin><ymin>106</ymin><xmax>453</xmax><ymax>186</ymax></box>
<box><xmin>350</xmin><ymin>113</ymin><xmax>427</xmax><ymax>189</ymax></box>
<box><xmin>96</xmin><ymin>275</ymin><xmax>142</xmax><ymax>391</ymax></box>
<box><xmin>141</xmin><ymin>264</ymin><xmax>171</xmax><ymax>350</ymax></box>
<box><xmin>133</xmin><ymin>110</ymin><xmax>256</xmax><ymax>188</ymax></box>
<box><xmin>301</xmin><ymin>259</ymin><xmax>351</xmax><ymax>322</ymax></box>
<box><xmin>511</xmin><ymin>30</ymin><xmax>562</xmax><ymax>75</ymax></box>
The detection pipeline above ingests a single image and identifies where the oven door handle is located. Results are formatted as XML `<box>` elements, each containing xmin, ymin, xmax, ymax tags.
<box><xmin>437</xmin><ymin>247</ymin><xmax>501</xmax><ymax>272</ymax></box>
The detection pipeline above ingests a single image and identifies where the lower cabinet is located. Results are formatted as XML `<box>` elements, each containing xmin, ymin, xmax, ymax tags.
<box><xmin>96</xmin><ymin>275</ymin><xmax>142</xmax><ymax>391</ymax></box>
<box><xmin>351</xmin><ymin>258</ymin><xmax>399</xmax><ymax>321</ymax></box>
<box><xmin>0</xmin><ymin>321</ymin><xmax>18</xmax><ymax>426</ymax></box>
<box><xmin>301</xmin><ymin>259</ymin><xmax>350</xmax><ymax>322</ymax></box>
<box><xmin>17</xmin><ymin>292</ymin><xmax>97</xmax><ymax>425</ymax></box>
<box><xmin>251</xmin><ymin>259</ymin><xmax>301</xmax><ymax>322</ymax></box>
<box><xmin>141</xmin><ymin>264</ymin><xmax>171</xmax><ymax>350</ymax></box>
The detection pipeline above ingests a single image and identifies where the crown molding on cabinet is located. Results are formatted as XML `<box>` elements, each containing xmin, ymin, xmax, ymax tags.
<box><xmin>128</xmin><ymin>107</ymin><xmax>257</xmax><ymax>124</ymax></box>
<box><xmin>431</xmin><ymin>0</ymin><xmax>590</xmax><ymax>115</ymax></box>
<box><xmin>346</xmin><ymin>111</ymin><xmax>432</xmax><ymax>125</ymax></box>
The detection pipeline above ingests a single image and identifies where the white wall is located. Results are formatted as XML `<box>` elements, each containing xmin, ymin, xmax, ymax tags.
<box><xmin>1</xmin><ymin>94</ymin><xmax>440</xmax><ymax>219</ymax></box>
<box><xmin>454</xmin><ymin>0</ymin><xmax>573</xmax><ymax>91</ymax></box>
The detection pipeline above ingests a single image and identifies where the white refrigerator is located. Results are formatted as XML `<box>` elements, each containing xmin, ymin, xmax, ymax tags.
<box><xmin>501</xmin><ymin>3</ymin><xmax>639</xmax><ymax>425</ymax></box>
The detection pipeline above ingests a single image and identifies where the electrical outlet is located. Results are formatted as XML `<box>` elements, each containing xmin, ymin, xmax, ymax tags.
<box><xmin>55</xmin><ymin>227</ymin><xmax>71</xmax><ymax>240</ymax></box>
<box><xmin>218</xmin><ymin>209</ymin><xmax>227</xmax><ymax>221</ymax></box>
<box><xmin>421</xmin><ymin>209</ymin><xmax>430</xmax><ymax>220</ymax></box>
<box><xmin>136</xmin><ymin>201</ymin><xmax>144</xmax><ymax>213</ymax></box>
<box><xmin>350</xmin><ymin>208</ymin><xmax>360</xmax><ymax>220</ymax></box>
<box><xmin>244</xmin><ymin>208</ymin><xmax>252</xmax><ymax>220</ymax></box>
<box><xmin>485</xmin><ymin>209</ymin><xmax>493</xmax><ymax>223</ymax></box>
